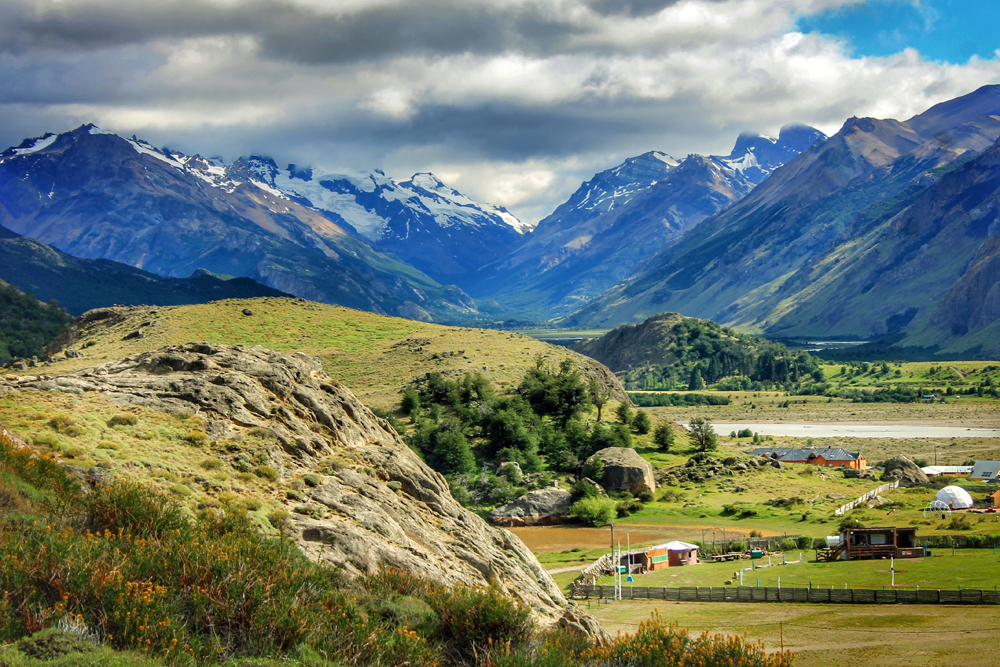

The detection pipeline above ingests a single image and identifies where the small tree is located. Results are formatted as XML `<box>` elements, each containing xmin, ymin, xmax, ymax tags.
<box><xmin>570</xmin><ymin>496</ymin><xmax>617</xmax><ymax>526</ymax></box>
<box><xmin>615</xmin><ymin>401</ymin><xmax>632</xmax><ymax>426</ymax></box>
<box><xmin>688</xmin><ymin>367</ymin><xmax>705</xmax><ymax>391</ymax></box>
<box><xmin>400</xmin><ymin>387</ymin><xmax>421</xmax><ymax>418</ymax></box>
<box><xmin>581</xmin><ymin>456</ymin><xmax>605</xmax><ymax>481</ymax></box>
<box><xmin>588</xmin><ymin>379</ymin><xmax>610</xmax><ymax>422</ymax></box>
<box><xmin>631</xmin><ymin>410</ymin><xmax>651</xmax><ymax>435</ymax></box>
<box><xmin>653</xmin><ymin>423</ymin><xmax>674</xmax><ymax>451</ymax></box>
<box><xmin>688</xmin><ymin>416</ymin><xmax>717</xmax><ymax>452</ymax></box>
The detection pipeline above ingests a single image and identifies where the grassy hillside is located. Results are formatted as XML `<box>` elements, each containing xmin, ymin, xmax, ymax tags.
<box><xmin>28</xmin><ymin>297</ymin><xmax>625</xmax><ymax>411</ymax></box>
<box><xmin>571</xmin><ymin>312</ymin><xmax>823</xmax><ymax>391</ymax></box>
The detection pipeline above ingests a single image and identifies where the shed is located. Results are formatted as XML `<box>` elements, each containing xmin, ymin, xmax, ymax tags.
<box><xmin>990</xmin><ymin>490</ymin><xmax>1000</xmax><ymax>508</ymax></box>
<box><xmin>934</xmin><ymin>485</ymin><xmax>974</xmax><ymax>510</ymax></box>
<box><xmin>647</xmin><ymin>540</ymin><xmax>699</xmax><ymax>568</ymax></box>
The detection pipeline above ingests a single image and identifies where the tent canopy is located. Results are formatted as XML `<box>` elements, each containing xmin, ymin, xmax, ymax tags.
<box><xmin>650</xmin><ymin>540</ymin><xmax>699</xmax><ymax>551</ymax></box>
<box><xmin>934</xmin><ymin>485</ymin><xmax>974</xmax><ymax>509</ymax></box>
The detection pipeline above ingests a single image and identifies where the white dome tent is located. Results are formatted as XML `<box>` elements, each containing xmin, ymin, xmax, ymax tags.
<box><xmin>934</xmin><ymin>485</ymin><xmax>974</xmax><ymax>510</ymax></box>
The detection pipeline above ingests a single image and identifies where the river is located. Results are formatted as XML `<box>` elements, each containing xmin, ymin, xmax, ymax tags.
<box><xmin>709</xmin><ymin>423</ymin><xmax>1000</xmax><ymax>438</ymax></box>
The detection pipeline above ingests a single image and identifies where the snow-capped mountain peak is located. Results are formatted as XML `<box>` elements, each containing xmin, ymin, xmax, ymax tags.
<box><xmin>712</xmin><ymin>124</ymin><xmax>827</xmax><ymax>184</ymax></box>
<box><xmin>1</xmin><ymin>124</ymin><xmax>531</xmax><ymax>282</ymax></box>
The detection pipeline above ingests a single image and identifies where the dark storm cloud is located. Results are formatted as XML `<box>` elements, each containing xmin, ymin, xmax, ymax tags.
<box><xmin>0</xmin><ymin>1</ymin><xmax>591</xmax><ymax>63</ymax></box>
<box><xmin>587</xmin><ymin>0</ymin><xmax>721</xmax><ymax>18</ymax></box>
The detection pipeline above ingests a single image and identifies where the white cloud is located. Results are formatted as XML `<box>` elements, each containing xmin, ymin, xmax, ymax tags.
<box><xmin>0</xmin><ymin>0</ymin><xmax>997</xmax><ymax>224</ymax></box>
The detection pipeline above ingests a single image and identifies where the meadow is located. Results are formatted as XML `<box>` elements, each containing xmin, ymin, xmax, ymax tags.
<box><xmin>585</xmin><ymin>600</ymin><xmax>998</xmax><ymax>667</ymax></box>
<box><xmin>27</xmin><ymin>298</ymin><xmax>615</xmax><ymax>411</ymax></box>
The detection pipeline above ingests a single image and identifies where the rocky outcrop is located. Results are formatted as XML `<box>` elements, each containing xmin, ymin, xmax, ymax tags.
<box><xmin>880</xmin><ymin>455</ymin><xmax>929</xmax><ymax>487</ymax></box>
<box><xmin>488</xmin><ymin>488</ymin><xmax>574</xmax><ymax>527</ymax></box>
<box><xmin>592</xmin><ymin>447</ymin><xmax>655</xmax><ymax>496</ymax></box>
<box><xmin>657</xmin><ymin>453</ymin><xmax>763</xmax><ymax>485</ymax></box>
<box><xmin>1</xmin><ymin>343</ymin><xmax>606</xmax><ymax>639</ymax></box>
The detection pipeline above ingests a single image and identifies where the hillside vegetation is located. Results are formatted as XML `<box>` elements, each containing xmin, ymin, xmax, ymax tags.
<box><xmin>28</xmin><ymin>297</ymin><xmax>625</xmax><ymax>411</ymax></box>
<box><xmin>0</xmin><ymin>280</ymin><xmax>72</xmax><ymax>364</ymax></box>
<box><xmin>572</xmin><ymin>313</ymin><xmax>822</xmax><ymax>391</ymax></box>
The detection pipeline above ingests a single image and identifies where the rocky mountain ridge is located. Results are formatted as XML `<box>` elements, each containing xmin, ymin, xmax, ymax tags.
<box><xmin>467</xmin><ymin>125</ymin><xmax>825</xmax><ymax>319</ymax></box>
<box><xmin>0</xmin><ymin>125</ymin><xmax>480</xmax><ymax>322</ymax></box>
<box><xmin>0</xmin><ymin>224</ymin><xmax>290</xmax><ymax>316</ymax></box>
<box><xmin>564</xmin><ymin>84</ymin><xmax>1000</xmax><ymax>357</ymax></box>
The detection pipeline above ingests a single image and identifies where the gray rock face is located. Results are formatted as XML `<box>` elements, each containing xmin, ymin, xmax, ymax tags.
<box><xmin>489</xmin><ymin>488</ymin><xmax>574</xmax><ymax>527</ymax></box>
<box><xmin>880</xmin><ymin>455</ymin><xmax>929</xmax><ymax>487</ymax></box>
<box><xmin>593</xmin><ymin>447</ymin><xmax>655</xmax><ymax>495</ymax></box>
<box><xmin>1</xmin><ymin>342</ymin><xmax>606</xmax><ymax>639</ymax></box>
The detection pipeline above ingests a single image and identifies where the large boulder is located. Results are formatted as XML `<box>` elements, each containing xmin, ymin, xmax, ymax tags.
<box><xmin>880</xmin><ymin>455</ymin><xmax>929</xmax><ymax>487</ymax></box>
<box><xmin>592</xmin><ymin>447</ymin><xmax>655</xmax><ymax>496</ymax></box>
<box><xmin>489</xmin><ymin>488</ymin><xmax>574</xmax><ymax>527</ymax></box>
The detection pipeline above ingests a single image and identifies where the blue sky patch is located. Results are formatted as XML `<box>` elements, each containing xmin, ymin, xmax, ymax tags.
<box><xmin>797</xmin><ymin>0</ymin><xmax>1000</xmax><ymax>64</ymax></box>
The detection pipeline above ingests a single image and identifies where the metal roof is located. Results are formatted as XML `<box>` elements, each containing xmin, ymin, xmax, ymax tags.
<box><xmin>971</xmin><ymin>460</ymin><xmax>1000</xmax><ymax>480</ymax></box>
<box><xmin>749</xmin><ymin>447</ymin><xmax>863</xmax><ymax>462</ymax></box>
<box><xmin>921</xmin><ymin>466</ymin><xmax>973</xmax><ymax>475</ymax></box>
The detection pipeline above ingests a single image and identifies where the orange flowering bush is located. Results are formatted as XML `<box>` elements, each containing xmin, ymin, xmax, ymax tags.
<box><xmin>581</xmin><ymin>610</ymin><xmax>793</xmax><ymax>667</ymax></box>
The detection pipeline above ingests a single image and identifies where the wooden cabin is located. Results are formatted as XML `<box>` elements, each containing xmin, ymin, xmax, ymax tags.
<box><xmin>646</xmin><ymin>540</ymin><xmax>699</xmax><ymax>569</ymax></box>
<box><xmin>828</xmin><ymin>527</ymin><xmax>920</xmax><ymax>561</ymax></box>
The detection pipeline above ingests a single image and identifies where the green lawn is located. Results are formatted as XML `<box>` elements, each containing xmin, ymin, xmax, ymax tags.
<box><xmin>567</xmin><ymin>549</ymin><xmax>1000</xmax><ymax>593</ymax></box>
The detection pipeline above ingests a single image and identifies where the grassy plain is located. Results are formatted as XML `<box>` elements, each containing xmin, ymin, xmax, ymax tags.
<box><xmin>585</xmin><ymin>601</ymin><xmax>999</xmax><ymax>667</ymax></box>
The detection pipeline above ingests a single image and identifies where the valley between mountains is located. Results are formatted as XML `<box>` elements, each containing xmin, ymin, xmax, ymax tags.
<box><xmin>1</xmin><ymin>83</ymin><xmax>1000</xmax><ymax>667</ymax></box>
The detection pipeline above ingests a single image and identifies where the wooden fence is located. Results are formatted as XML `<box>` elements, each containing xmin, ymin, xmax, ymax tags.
<box><xmin>834</xmin><ymin>480</ymin><xmax>899</xmax><ymax>516</ymax></box>
<box><xmin>575</xmin><ymin>584</ymin><xmax>1000</xmax><ymax>605</ymax></box>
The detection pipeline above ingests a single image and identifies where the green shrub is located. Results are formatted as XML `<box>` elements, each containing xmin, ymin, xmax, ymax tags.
<box><xmin>796</xmin><ymin>535</ymin><xmax>814</xmax><ymax>549</ymax></box>
<box><xmin>255</xmin><ymin>465</ymin><xmax>280</xmax><ymax>481</ymax></box>
<box><xmin>571</xmin><ymin>496</ymin><xmax>617</xmax><ymax>526</ymax></box>
<box><xmin>267</xmin><ymin>509</ymin><xmax>290</xmax><ymax>528</ymax></box>
<box><xmin>107</xmin><ymin>414</ymin><xmax>139</xmax><ymax>427</ymax></box>
<box><xmin>583</xmin><ymin>609</ymin><xmax>792</xmax><ymax>666</ymax></box>
<box><xmin>183</xmin><ymin>430</ymin><xmax>210</xmax><ymax>447</ymax></box>
<box><xmin>631</xmin><ymin>410</ymin><xmax>651</xmax><ymax>434</ymax></box>
<box><xmin>775</xmin><ymin>538</ymin><xmax>797</xmax><ymax>552</ymax></box>
<box><xmin>838</xmin><ymin>517</ymin><xmax>864</xmax><ymax>531</ymax></box>
<box><xmin>16</xmin><ymin>627</ymin><xmax>100</xmax><ymax>661</ymax></box>
<box><xmin>615</xmin><ymin>500</ymin><xmax>644</xmax><ymax>518</ymax></box>
<box><xmin>636</xmin><ymin>490</ymin><xmax>654</xmax><ymax>503</ymax></box>
<box><xmin>426</xmin><ymin>583</ymin><xmax>532</xmax><ymax>663</ymax></box>
<box><xmin>581</xmin><ymin>456</ymin><xmax>604</xmax><ymax>481</ymax></box>
<box><xmin>570</xmin><ymin>479</ymin><xmax>600</xmax><ymax>500</ymax></box>
<box><xmin>302</xmin><ymin>473</ymin><xmax>322</xmax><ymax>487</ymax></box>
<box><xmin>199</xmin><ymin>458</ymin><xmax>223</xmax><ymax>470</ymax></box>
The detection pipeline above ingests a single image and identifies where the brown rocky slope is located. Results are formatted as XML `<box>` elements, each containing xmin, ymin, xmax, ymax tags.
<box><xmin>1</xmin><ymin>342</ymin><xmax>605</xmax><ymax>638</ymax></box>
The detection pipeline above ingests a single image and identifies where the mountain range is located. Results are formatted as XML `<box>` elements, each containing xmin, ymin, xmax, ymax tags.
<box><xmin>563</xmin><ymin>84</ymin><xmax>1000</xmax><ymax>357</ymax></box>
<box><xmin>466</xmin><ymin>124</ymin><xmax>825</xmax><ymax>318</ymax></box>
<box><xmin>0</xmin><ymin>125</ymin><xmax>519</xmax><ymax>322</ymax></box>
<box><xmin>1</xmin><ymin>85</ymin><xmax>998</xmax><ymax>358</ymax></box>
<box><xmin>0</xmin><ymin>224</ymin><xmax>289</xmax><ymax>316</ymax></box>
